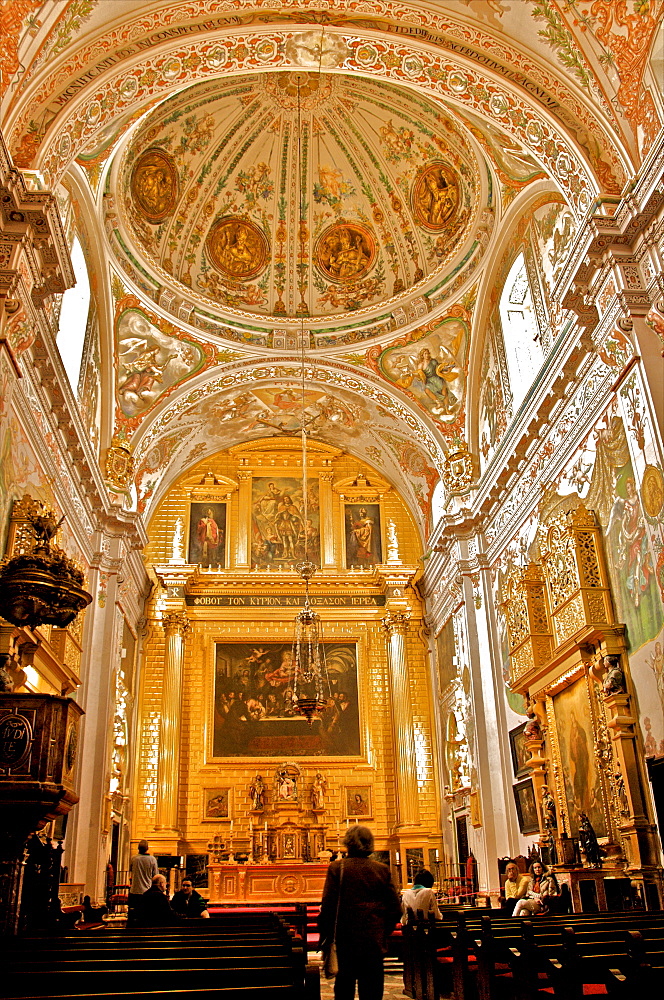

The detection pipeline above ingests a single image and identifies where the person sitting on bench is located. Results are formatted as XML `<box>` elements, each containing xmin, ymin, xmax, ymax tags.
<box><xmin>513</xmin><ymin>861</ymin><xmax>558</xmax><ymax>916</ymax></box>
<box><xmin>171</xmin><ymin>879</ymin><xmax>210</xmax><ymax>919</ymax></box>
<box><xmin>498</xmin><ymin>861</ymin><xmax>529</xmax><ymax>915</ymax></box>
<box><xmin>401</xmin><ymin>869</ymin><xmax>442</xmax><ymax>923</ymax></box>
<box><xmin>139</xmin><ymin>874</ymin><xmax>182</xmax><ymax>925</ymax></box>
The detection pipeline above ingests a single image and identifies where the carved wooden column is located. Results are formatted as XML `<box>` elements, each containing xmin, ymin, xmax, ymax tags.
<box><xmin>155</xmin><ymin>611</ymin><xmax>190</xmax><ymax>839</ymax></box>
<box><xmin>382</xmin><ymin>610</ymin><xmax>420</xmax><ymax>831</ymax></box>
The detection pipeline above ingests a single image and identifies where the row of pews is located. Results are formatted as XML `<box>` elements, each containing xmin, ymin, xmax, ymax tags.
<box><xmin>402</xmin><ymin>906</ymin><xmax>664</xmax><ymax>999</ymax></box>
<box><xmin>3</xmin><ymin>911</ymin><xmax>315</xmax><ymax>1000</ymax></box>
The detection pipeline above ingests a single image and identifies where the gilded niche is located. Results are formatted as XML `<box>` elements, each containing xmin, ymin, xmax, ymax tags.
<box><xmin>130</xmin><ymin>148</ymin><xmax>178</xmax><ymax>224</ymax></box>
<box><xmin>206</xmin><ymin>216</ymin><xmax>269</xmax><ymax>281</ymax></box>
<box><xmin>412</xmin><ymin>162</ymin><xmax>459</xmax><ymax>231</ymax></box>
<box><xmin>315</xmin><ymin>223</ymin><xmax>376</xmax><ymax>283</ymax></box>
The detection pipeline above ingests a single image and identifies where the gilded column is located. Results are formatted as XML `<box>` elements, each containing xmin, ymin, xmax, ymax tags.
<box><xmin>155</xmin><ymin>611</ymin><xmax>190</xmax><ymax>836</ymax></box>
<box><xmin>382</xmin><ymin>610</ymin><xmax>420</xmax><ymax>830</ymax></box>
<box><xmin>235</xmin><ymin>472</ymin><xmax>252</xmax><ymax>568</ymax></box>
<box><xmin>319</xmin><ymin>472</ymin><xmax>335</xmax><ymax>568</ymax></box>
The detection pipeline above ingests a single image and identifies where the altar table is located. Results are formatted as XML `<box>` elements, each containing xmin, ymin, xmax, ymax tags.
<box><xmin>208</xmin><ymin>862</ymin><xmax>328</xmax><ymax>903</ymax></box>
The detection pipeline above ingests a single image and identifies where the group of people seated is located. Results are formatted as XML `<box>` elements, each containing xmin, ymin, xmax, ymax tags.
<box><xmin>128</xmin><ymin>840</ymin><xmax>210</xmax><ymax>926</ymax></box>
<box><xmin>400</xmin><ymin>860</ymin><xmax>561</xmax><ymax>924</ymax></box>
<box><xmin>498</xmin><ymin>859</ymin><xmax>559</xmax><ymax>916</ymax></box>
<box><xmin>134</xmin><ymin>874</ymin><xmax>210</xmax><ymax>925</ymax></box>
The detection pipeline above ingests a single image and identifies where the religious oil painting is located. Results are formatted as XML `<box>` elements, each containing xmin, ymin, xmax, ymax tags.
<box><xmin>206</xmin><ymin>216</ymin><xmax>269</xmax><ymax>281</ymax></box>
<box><xmin>509</xmin><ymin>722</ymin><xmax>529</xmax><ymax>778</ymax></box>
<box><xmin>344</xmin><ymin>503</ymin><xmax>382</xmax><ymax>568</ymax></box>
<box><xmin>213</xmin><ymin>642</ymin><xmax>360</xmax><ymax>757</ymax></box>
<box><xmin>513</xmin><ymin>778</ymin><xmax>539</xmax><ymax>835</ymax></box>
<box><xmin>344</xmin><ymin>786</ymin><xmax>372</xmax><ymax>820</ymax></box>
<box><xmin>188</xmin><ymin>502</ymin><xmax>226</xmax><ymax>568</ymax></box>
<box><xmin>130</xmin><ymin>148</ymin><xmax>178</xmax><ymax>223</ymax></box>
<box><xmin>553</xmin><ymin>676</ymin><xmax>607</xmax><ymax>838</ymax></box>
<box><xmin>315</xmin><ymin>223</ymin><xmax>376</xmax><ymax>283</ymax></box>
<box><xmin>203</xmin><ymin>787</ymin><xmax>230</xmax><ymax>821</ymax></box>
<box><xmin>251</xmin><ymin>476</ymin><xmax>320</xmax><ymax>570</ymax></box>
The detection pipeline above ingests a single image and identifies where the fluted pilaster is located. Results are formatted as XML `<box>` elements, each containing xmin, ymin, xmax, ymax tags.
<box><xmin>382</xmin><ymin>610</ymin><xmax>420</xmax><ymax>829</ymax></box>
<box><xmin>155</xmin><ymin>611</ymin><xmax>189</xmax><ymax>833</ymax></box>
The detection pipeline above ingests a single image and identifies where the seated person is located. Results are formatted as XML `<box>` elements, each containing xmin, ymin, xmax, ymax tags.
<box><xmin>513</xmin><ymin>861</ymin><xmax>558</xmax><ymax>917</ymax></box>
<box><xmin>82</xmin><ymin>894</ymin><xmax>108</xmax><ymax>924</ymax></box>
<box><xmin>498</xmin><ymin>860</ymin><xmax>529</xmax><ymax>915</ymax></box>
<box><xmin>401</xmin><ymin>869</ymin><xmax>442</xmax><ymax>924</ymax></box>
<box><xmin>139</xmin><ymin>874</ymin><xmax>181</xmax><ymax>925</ymax></box>
<box><xmin>171</xmin><ymin>879</ymin><xmax>210</xmax><ymax>919</ymax></box>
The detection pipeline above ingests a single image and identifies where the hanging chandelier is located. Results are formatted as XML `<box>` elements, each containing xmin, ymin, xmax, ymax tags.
<box><xmin>289</xmin><ymin>74</ymin><xmax>331</xmax><ymax>725</ymax></box>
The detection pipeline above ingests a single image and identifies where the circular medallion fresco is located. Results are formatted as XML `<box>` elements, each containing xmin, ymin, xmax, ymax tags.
<box><xmin>641</xmin><ymin>464</ymin><xmax>664</xmax><ymax>518</ymax></box>
<box><xmin>412</xmin><ymin>162</ymin><xmax>459</xmax><ymax>231</ymax></box>
<box><xmin>130</xmin><ymin>148</ymin><xmax>178</xmax><ymax>224</ymax></box>
<box><xmin>315</xmin><ymin>223</ymin><xmax>376</xmax><ymax>283</ymax></box>
<box><xmin>206</xmin><ymin>216</ymin><xmax>270</xmax><ymax>282</ymax></box>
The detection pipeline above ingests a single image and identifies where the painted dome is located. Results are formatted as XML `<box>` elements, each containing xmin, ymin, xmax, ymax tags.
<box><xmin>113</xmin><ymin>71</ymin><xmax>485</xmax><ymax>341</ymax></box>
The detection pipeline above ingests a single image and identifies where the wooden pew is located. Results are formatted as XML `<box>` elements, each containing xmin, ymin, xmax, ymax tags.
<box><xmin>4</xmin><ymin>912</ymin><xmax>309</xmax><ymax>1000</ymax></box>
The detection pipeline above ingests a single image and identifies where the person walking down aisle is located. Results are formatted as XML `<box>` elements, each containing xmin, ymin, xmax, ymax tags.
<box><xmin>128</xmin><ymin>840</ymin><xmax>158</xmax><ymax>926</ymax></box>
<box><xmin>318</xmin><ymin>825</ymin><xmax>402</xmax><ymax>1000</ymax></box>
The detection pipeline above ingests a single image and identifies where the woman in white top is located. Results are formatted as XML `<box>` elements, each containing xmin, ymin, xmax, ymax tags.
<box><xmin>401</xmin><ymin>869</ymin><xmax>442</xmax><ymax>924</ymax></box>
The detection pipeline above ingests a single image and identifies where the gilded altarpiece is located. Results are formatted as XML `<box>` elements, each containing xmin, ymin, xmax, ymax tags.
<box><xmin>499</xmin><ymin>503</ymin><xmax>662</xmax><ymax>909</ymax></box>
<box><xmin>134</xmin><ymin>442</ymin><xmax>441</xmax><ymax>892</ymax></box>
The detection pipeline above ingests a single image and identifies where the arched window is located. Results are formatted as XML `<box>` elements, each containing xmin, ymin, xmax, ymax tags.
<box><xmin>431</xmin><ymin>479</ymin><xmax>445</xmax><ymax>528</ymax></box>
<box><xmin>56</xmin><ymin>236</ymin><xmax>90</xmax><ymax>395</ymax></box>
<box><xmin>499</xmin><ymin>253</ymin><xmax>543</xmax><ymax>413</ymax></box>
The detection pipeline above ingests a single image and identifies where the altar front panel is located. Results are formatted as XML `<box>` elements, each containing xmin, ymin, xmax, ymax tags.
<box><xmin>208</xmin><ymin>862</ymin><xmax>328</xmax><ymax>903</ymax></box>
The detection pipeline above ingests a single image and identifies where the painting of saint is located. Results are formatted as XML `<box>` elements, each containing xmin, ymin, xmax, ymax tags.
<box><xmin>206</xmin><ymin>216</ymin><xmax>269</xmax><ymax>281</ymax></box>
<box><xmin>316</xmin><ymin>223</ymin><xmax>376</xmax><ymax>283</ymax></box>
<box><xmin>203</xmin><ymin>787</ymin><xmax>229</xmax><ymax>820</ymax></box>
<box><xmin>345</xmin><ymin>786</ymin><xmax>372</xmax><ymax>819</ymax></box>
<box><xmin>131</xmin><ymin>148</ymin><xmax>178</xmax><ymax>223</ymax></box>
<box><xmin>345</xmin><ymin>503</ymin><xmax>382</xmax><ymax>567</ymax></box>
<box><xmin>213</xmin><ymin>641</ymin><xmax>360</xmax><ymax>757</ymax></box>
<box><xmin>251</xmin><ymin>476</ymin><xmax>320</xmax><ymax>570</ymax></box>
<box><xmin>554</xmin><ymin>678</ymin><xmax>606</xmax><ymax>837</ymax></box>
<box><xmin>188</xmin><ymin>502</ymin><xmax>226</xmax><ymax>567</ymax></box>
<box><xmin>412</xmin><ymin>162</ymin><xmax>459</xmax><ymax>231</ymax></box>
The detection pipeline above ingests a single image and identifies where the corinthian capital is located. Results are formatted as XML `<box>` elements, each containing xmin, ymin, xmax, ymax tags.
<box><xmin>161</xmin><ymin>611</ymin><xmax>190</xmax><ymax>636</ymax></box>
<box><xmin>382</xmin><ymin>610</ymin><xmax>411</xmax><ymax>636</ymax></box>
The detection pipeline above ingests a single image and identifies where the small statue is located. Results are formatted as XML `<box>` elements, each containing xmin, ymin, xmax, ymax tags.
<box><xmin>541</xmin><ymin>785</ymin><xmax>557</xmax><ymax>830</ymax></box>
<box><xmin>172</xmin><ymin>517</ymin><xmax>184</xmax><ymax>563</ymax></box>
<box><xmin>614</xmin><ymin>768</ymin><xmax>630</xmax><ymax>817</ymax></box>
<box><xmin>387</xmin><ymin>520</ymin><xmax>400</xmax><ymax>562</ymax></box>
<box><xmin>524</xmin><ymin>712</ymin><xmax>541</xmax><ymax>740</ymax></box>
<box><xmin>602</xmin><ymin>655</ymin><xmax>626</xmax><ymax>697</ymax></box>
<box><xmin>578</xmin><ymin>812</ymin><xmax>603</xmax><ymax>867</ymax></box>
<box><xmin>277</xmin><ymin>768</ymin><xmax>297</xmax><ymax>801</ymax></box>
<box><xmin>30</xmin><ymin>511</ymin><xmax>65</xmax><ymax>550</ymax></box>
<box><xmin>249</xmin><ymin>775</ymin><xmax>265</xmax><ymax>811</ymax></box>
<box><xmin>0</xmin><ymin>654</ymin><xmax>15</xmax><ymax>692</ymax></box>
<box><xmin>543</xmin><ymin>828</ymin><xmax>558</xmax><ymax>866</ymax></box>
<box><xmin>310</xmin><ymin>772</ymin><xmax>327</xmax><ymax>811</ymax></box>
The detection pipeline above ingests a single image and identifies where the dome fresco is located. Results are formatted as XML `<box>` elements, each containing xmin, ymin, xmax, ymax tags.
<box><xmin>116</xmin><ymin>71</ymin><xmax>483</xmax><ymax>331</ymax></box>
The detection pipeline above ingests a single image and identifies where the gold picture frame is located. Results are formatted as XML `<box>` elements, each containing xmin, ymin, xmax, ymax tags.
<box><xmin>202</xmin><ymin>787</ymin><xmax>230</xmax><ymax>821</ymax></box>
<box><xmin>344</xmin><ymin>785</ymin><xmax>372</xmax><ymax>820</ymax></box>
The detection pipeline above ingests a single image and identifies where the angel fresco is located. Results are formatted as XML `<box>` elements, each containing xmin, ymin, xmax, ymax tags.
<box><xmin>379</xmin><ymin>321</ymin><xmax>466</xmax><ymax>422</ymax></box>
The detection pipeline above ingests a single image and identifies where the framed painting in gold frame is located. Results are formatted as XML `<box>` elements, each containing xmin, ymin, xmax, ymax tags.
<box><xmin>551</xmin><ymin>675</ymin><xmax>607</xmax><ymax>837</ymax></box>
<box><xmin>344</xmin><ymin>786</ymin><xmax>372</xmax><ymax>820</ymax></box>
<box><xmin>202</xmin><ymin>787</ymin><xmax>230</xmax><ymax>821</ymax></box>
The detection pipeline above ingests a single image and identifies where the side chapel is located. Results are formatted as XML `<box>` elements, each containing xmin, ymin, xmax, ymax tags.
<box><xmin>1</xmin><ymin>0</ymin><xmax>664</xmax><ymax>933</ymax></box>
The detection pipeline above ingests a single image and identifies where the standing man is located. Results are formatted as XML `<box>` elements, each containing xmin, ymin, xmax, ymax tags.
<box><xmin>128</xmin><ymin>839</ymin><xmax>158</xmax><ymax>925</ymax></box>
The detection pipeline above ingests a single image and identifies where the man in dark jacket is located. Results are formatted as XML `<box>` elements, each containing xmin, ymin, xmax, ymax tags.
<box><xmin>171</xmin><ymin>879</ymin><xmax>210</xmax><ymax>919</ymax></box>
<box><xmin>318</xmin><ymin>825</ymin><xmax>402</xmax><ymax>1000</ymax></box>
<box><xmin>139</xmin><ymin>874</ymin><xmax>181</xmax><ymax>926</ymax></box>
